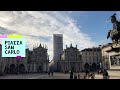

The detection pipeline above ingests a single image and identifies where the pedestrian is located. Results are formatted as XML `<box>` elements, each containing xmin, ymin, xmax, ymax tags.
<box><xmin>91</xmin><ymin>73</ymin><xmax>95</xmax><ymax>79</ymax></box>
<box><xmin>48</xmin><ymin>71</ymin><xmax>50</xmax><ymax>76</ymax></box>
<box><xmin>70</xmin><ymin>70</ymin><xmax>73</xmax><ymax>79</ymax></box>
<box><xmin>74</xmin><ymin>72</ymin><xmax>77</xmax><ymax>79</ymax></box>
<box><xmin>99</xmin><ymin>69</ymin><xmax>103</xmax><ymax>74</ymax></box>
<box><xmin>51</xmin><ymin>71</ymin><xmax>54</xmax><ymax>76</ymax></box>
<box><xmin>103</xmin><ymin>69</ymin><xmax>109</xmax><ymax>79</ymax></box>
<box><xmin>78</xmin><ymin>73</ymin><xmax>80</xmax><ymax>79</ymax></box>
<box><xmin>97</xmin><ymin>70</ymin><xmax>99</xmax><ymax>75</ymax></box>
<box><xmin>85</xmin><ymin>69</ymin><xmax>88</xmax><ymax>76</ymax></box>
<box><xmin>85</xmin><ymin>69</ymin><xmax>90</xmax><ymax>77</ymax></box>
<box><xmin>83</xmin><ymin>75</ymin><xmax>86</xmax><ymax>79</ymax></box>
<box><xmin>88</xmin><ymin>70</ymin><xmax>90</xmax><ymax>78</ymax></box>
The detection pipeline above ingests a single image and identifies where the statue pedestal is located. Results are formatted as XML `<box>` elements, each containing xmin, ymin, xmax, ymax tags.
<box><xmin>102</xmin><ymin>43</ymin><xmax>120</xmax><ymax>70</ymax></box>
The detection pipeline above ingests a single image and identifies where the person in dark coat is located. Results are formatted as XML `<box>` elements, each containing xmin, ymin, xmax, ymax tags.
<box><xmin>48</xmin><ymin>71</ymin><xmax>50</xmax><ymax>76</ymax></box>
<box><xmin>70</xmin><ymin>71</ymin><xmax>73</xmax><ymax>79</ymax></box>
<box><xmin>90</xmin><ymin>73</ymin><xmax>95</xmax><ymax>79</ymax></box>
<box><xmin>103</xmin><ymin>69</ymin><xmax>109</xmax><ymax>79</ymax></box>
<box><xmin>51</xmin><ymin>71</ymin><xmax>54</xmax><ymax>76</ymax></box>
<box><xmin>74</xmin><ymin>72</ymin><xmax>77</xmax><ymax>79</ymax></box>
<box><xmin>85</xmin><ymin>69</ymin><xmax>89</xmax><ymax>76</ymax></box>
<box><xmin>78</xmin><ymin>73</ymin><xmax>80</xmax><ymax>79</ymax></box>
<box><xmin>97</xmin><ymin>70</ymin><xmax>99</xmax><ymax>75</ymax></box>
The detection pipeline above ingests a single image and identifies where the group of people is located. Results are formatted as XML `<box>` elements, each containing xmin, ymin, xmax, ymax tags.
<box><xmin>69</xmin><ymin>69</ymin><xmax>110</xmax><ymax>79</ymax></box>
<box><xmin>97</xmin><ymin>69</ymin><xmax>110</xmax><ymax>79</ymax></box>
<box><xmin>69</xmin><ymin>71</ymin><xmax>78</xmax><ymax>79</ymax></box>
<box><xmin>84</xmin><ymin>70</ymin><xmax>95</xmax><ymax>79</ymax></box>
<box><xmin>69</xmin><ymin>71</ymin><xmax>94</xmax><ymax>79</ymax></box>
<box><xmin>102</xmin><ymin>69</ymin><xmax>110</xmax><ymax>79</ymax></box>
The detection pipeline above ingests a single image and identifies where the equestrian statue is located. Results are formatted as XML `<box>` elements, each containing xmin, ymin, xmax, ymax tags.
<box><xmin>107</xmin><ymin>13</ymin><xmax>120</xmax><ymax>45</ymax></box>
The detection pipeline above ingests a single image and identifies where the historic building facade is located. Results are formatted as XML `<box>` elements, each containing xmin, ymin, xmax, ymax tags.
<box><xmin>0</xmin><ymin>45</ymin><xmax>29</xmax><ymax>74</ymax></box>
<box><xmin>28</xmin><ymin>44</ymin><xmax>49</xmax><ymax>73</ymax></box>
<box><xmin>81</xmin><ymin>46</ymin><xmax>102</xmax><ymax>71</ymax></box>
<box><xmin>0</xmin><ymin>43</ymin><xmax>49</xmax><ymax>75</ymax></box>
<box><xmin>60</xmin><ymin>44</ymin><xmax>82</xmax><ymax>72</ymax></box>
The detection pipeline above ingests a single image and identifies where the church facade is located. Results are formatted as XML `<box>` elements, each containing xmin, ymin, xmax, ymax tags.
<box><xmin>0</xmin><ymin>43</ymin><xmax>49</xmax><ymax>75</ymax></box>
<box><xmin>28</xmin><ymin>44</ymin><xmax>49</xmax><ymax>73</ymax></box>
<box><xmin>0</xmin><ymin>45</ymin><xmax>29</xmax><ymax>75</ymax></box>
<box><xmin>60</xmin><ymin>44</ymin><xmax>82</xmax><ymax>73</ymax></box>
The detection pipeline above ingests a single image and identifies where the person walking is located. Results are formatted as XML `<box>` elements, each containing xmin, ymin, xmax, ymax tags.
<box><xmin>83</xmin><ymin>75</ymin><xmax>87</xmax><ymax>79</ymax></box>
<box><xmin>78</xmin><ymin>73</ymin><xmax>80</xmax><ymax>79</ymax></box>
<box><xmin>85</xmin><ymin>69</ymin><xmax>88</xmax><ymax>76</ymax></box>
<box><xmin>48</xmin><ymin>71</ymin><xmax>50</xmax><ymax>77</ymax></box>
<box><xmin>70</xmin><ymin>70</ymin><xmax>73</xmax><ymax>79</ymax></box>
<box><xmin>90</xmin><ymin>73</ymin><xmax>95</xmax><ymax>79</ymax></box>
<box><xmin>51</xmin><ymin>71</ymin><xmax>54</xmax><ymax>76</ymax></box>
<box><xmin>103</xmin><ymin>69</ymin><xmax>109</xmax><ymax>79</ymax></box>
<box><xmin>97</xmin><ymin>70</ymin><xmax>99</xmax><ymax>75</ymax></box>
<box><xmin>74</xmin><ymin>72</ymin><xmax>77</xmax><ymax>79</ymax></box>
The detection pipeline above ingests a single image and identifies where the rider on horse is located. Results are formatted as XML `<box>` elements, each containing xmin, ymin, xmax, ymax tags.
<box><xmin>107</xmin><ymin>13</ymin><xmax>120</xmax><ymax>44</ymax></box>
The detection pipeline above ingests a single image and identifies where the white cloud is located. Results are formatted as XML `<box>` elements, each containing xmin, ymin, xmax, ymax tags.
<box><xmin>0</xmin><ymin>11</ymin><xmax>97</xmax><ymax>60</ymax></box>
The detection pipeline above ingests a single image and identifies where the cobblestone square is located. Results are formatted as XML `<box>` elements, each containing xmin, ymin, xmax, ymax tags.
<box><xmin>0</xmin><ymin>71</ymin><xmax>120</xmax><ymax>79</ymax></box>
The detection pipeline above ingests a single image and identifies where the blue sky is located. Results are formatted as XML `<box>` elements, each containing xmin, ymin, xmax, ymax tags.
<box><xmin>69</xmin><ymin>11</ymin><xmax>115</xmax><ymax>44</ymax></box>
<box><xmin>0</xmin><ymin>11</ymin><xmax>118</xmax><ymax>60</ymax></box>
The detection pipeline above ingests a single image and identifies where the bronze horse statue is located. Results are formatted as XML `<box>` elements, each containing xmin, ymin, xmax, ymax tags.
<box><xmin>107</xmin><ymin>13</ymin><xmax>120</xmax><ymax>44</ymax></box>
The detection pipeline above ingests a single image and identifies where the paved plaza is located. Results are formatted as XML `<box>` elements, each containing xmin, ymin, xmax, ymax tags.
<box><xmin>0</xmin><ymin>71</ymin><xmax>120</xmax><ymax>79</ymax></box>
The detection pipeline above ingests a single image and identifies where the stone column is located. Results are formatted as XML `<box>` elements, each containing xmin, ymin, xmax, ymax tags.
<box><xmin>80</xmin><ymin>62</ymin><xmax>81</xmax><ymax>71</ymax></box>
<box><xmin>108</xmin><ymin>55</ymin><xmax>111</xmax><ymax>69</ymax></box>
<box><xmin>67</xmin><ymin>62</ymin><xmax>68</xmax><ymax>71</ymax></box>
<box><xmin>46</xmin><ymin>62</ymin><xmax>48</xmax><ymax>72</ymax></box>
<box><xmin>31</xmin><ymin>63</ymin><xmax>33</xmax><ymax>72</ymax></box>
<box><xmin>30</xmin><ymin>64</ymin><xmax>32</xmax><ymax>72</ymax></box>
<box><xmin>64</xmin><ymin>62</ymin><xmax>66</xmax><ymax>71</ymax></box>
<box><xmin>68</xmin><ymin>62</ymin><xmax>70</xmax><ymax>71</ymax></box>
<box><xmin>0</xmin><ymin>62</ymin><xmax>2</xmax><ymax>73</ymax></box>
<box><xmin>43</xmin><ymin>63</ymin><xmax>46</xmax><ymax>72</ymax></box>
<box><xmin>25</xmin><ymin>62</ymin><xmax>28</xmax><ymax>72</ymax></box>
<box><xmin>65</xmin><ymin>62</ymin><xmax>66</xmax><ymax>71</ymax></box>
<box><xmin>117</xmin><ymin>59</ymin><xmax>119</xmax><ymax>65</ymax></box>
<box><xmin>34</xmin><ymin>63</ymin><xmax>36</xmax><ymax>72</ymax></box>
<box><xmin>63</xmin><ymin>62</ymin><xmax>64</xmax><ymax>72</ymax></box>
